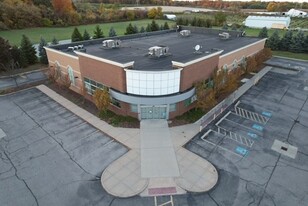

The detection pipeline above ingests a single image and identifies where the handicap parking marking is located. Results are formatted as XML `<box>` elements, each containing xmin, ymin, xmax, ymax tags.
<box><xmin>235</xmin><ymin>146</ymin><xmax>248</xmax><ymax>156</ymax></box>
<box><xmin>252</xmin><ymin>124</ymin><xmax>264</xmax><ymax>132</ymax></box>
<box><xmin>262</xmin><ymin>111</ymin><xmax>272</xmax><ymax>118</ymax></box>
<box><xmin>247</xmin><ymin>132</ymin><xmax>258</xmax><ymax>139</ymax></box>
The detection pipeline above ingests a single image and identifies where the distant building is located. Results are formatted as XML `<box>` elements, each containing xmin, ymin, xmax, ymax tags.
<box><xmin>45</xmin><ymin>27</ymin><xmax>266</xmax><ymax>120</ymax></box>
<box><xmin>282</xmin><ymin>9</ymin><xmax>307</xmax><ymax>17</ymax></box>
<box><xmin>164</xmin><ymin>14</ymin><xmax>177</xmax><ymax>21</ymax></box>
<box><xmin>245</xmin><ymin>16</ymin><xmax>291</xmax><ymax>29</ymax></box>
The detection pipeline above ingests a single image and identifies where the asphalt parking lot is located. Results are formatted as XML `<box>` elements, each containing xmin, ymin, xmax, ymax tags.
<box><xmin>1</xmin><ymin>57</ymin><xmax>308</xmax><ymax>206</ymax></box>
<box><xmin>0</xmin><ymin>89</ymin><xmax>129</xmax><ymax>206</ymax></box>
<box><xmin>186</xmin><ymin>62</ymin><xmax>308</xmax><ymax>205</ymax></box>
<box><xmin>0</xmin><ymin>88</ymin><xmax>224</xmax><ymax>206</ymax></box>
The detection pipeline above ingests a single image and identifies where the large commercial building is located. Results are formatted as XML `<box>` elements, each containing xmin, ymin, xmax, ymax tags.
<box><xmin>45</xmin><ymin>27</ymin><xmax>266</xmax><ymax>120</ymax></box>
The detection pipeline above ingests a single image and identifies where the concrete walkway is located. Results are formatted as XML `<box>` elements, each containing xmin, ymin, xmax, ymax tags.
<box><xmin>37</xmin><ymin>85</ymin><xmax>218</xmax><ymax>198</ymax></box>
<box><xmin>141</xmin><ymin>120</ymin><xmax>179</xmax><ymax>178</ymax></box>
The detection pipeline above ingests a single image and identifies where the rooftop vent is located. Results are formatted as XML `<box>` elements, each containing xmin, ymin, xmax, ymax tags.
<box><xmin>102</xmin><ymin>39</ymin><xmax>121</xmax><ymax>49</ymax></box>
<box><xmin>148</xmin><ymin>46</ymin><xmax>169</xmax><ymax>58</ymax></box>
<box><xmin>219</xmin><ymin>32</ymin><xmax>231</xmax><ymax>40</ymax></box>
<box><xmin>67</xmin><ymin>45</ymin><xmax>86</xmax><ymax>52</ymax></box>
<box><xmin>179</xmin><ymin>30</ymin><xmax>191</xmax><ymax>37</ymax></box>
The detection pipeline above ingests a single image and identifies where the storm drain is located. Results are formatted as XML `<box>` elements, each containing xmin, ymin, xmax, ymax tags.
<box><xmin>271</xmin><ymin>139</ymin><xmax>298</xmax><ymax>159</ymax></box>
<box><xmin>0</xmin><ymin>128</ymin><xmax>6</xmax><ymax>139</ymax></box>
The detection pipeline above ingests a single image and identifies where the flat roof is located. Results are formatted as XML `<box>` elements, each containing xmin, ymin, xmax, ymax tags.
<box><xmin>59</xmin><ymin>31</ymin><xmax>262</xmax><ymax>71</ymax></box>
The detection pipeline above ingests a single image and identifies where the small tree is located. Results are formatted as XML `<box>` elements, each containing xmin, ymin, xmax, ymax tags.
<box><xmin>51</xmin><ymin>36</ymin><xmax>59</xmax><ymax>45</ymax></box>
<box><xmin>279</xmin><ymin>30</ymin><xmax>293</xmax><ymax>51</ymax></box>
<box><xmin>71</xmin><ymin>27</ymin><xmax>83</xmax><ymax>42</ymax></box>
<box><xmin>93</xmin><ymin>88</ymin><xmax>110</xmax><ymax>113</ymax></box>
<box><xmin>290</xmin><ymin>31</ymin><xmax>305</xmax><ymax>53</ymax></box>
<box><xmin>266</xmin><ymin>30</ymin><xmax>280</xmax><ymax>50</ymax></box>
<box><xmin>57</xmin><ymin>74</ymin><xmax>71</xmax><ymax>89</ymax></box>
<box><xmin>0</xmin><ymin>37</ymin><xmax>12</xmax><ymax>70</ymax></box>
<box><xmin>212</xmin><ymin>67</ymin><xmax>227</xmax><ymax>97</ymax></box>
<box><xmin>163</xmin><ymin>22</ymin><xmax>169</xmax><ymax>30</ymax></box>
<box><xmin>20</xmin><ymin>34</ymin><xmax>37</xmax><ymax>67</ymax></box>
<box><xmin>38</xmin><ymin>37</ymin><xmax>48</xmax><ymax>64</ymax></box>
<box><xmin>223</xmin><ymin>70</ymin><xmax>239</xmax><ymax>94</ymax></box>
<box><xmin>304</xmin><ymin>35</ymin><xmax>308</xmax><ymax>53</ymax></box>
<box><xmin>125</xmin><ymin>23</ymin><xmax>136</xmax><ymax>35</ymax></box>
<box><xmin>140</xmin><ymin>26</ymin><xmax>145</xmax><ymax>33</ymax></box>
<box><xmin>93</xmin><ymin>25</ymin><xmax>104</xmax><ymax>39</ymax></box>
<box><xmin>146</xmin><ymin>24</ymin><xmax>151</xmax><ymax>32</ymax></box>
<box><xmin>258</xmin><ymin>27</ymin><xmax>268</xmax><ymax>38</ymax></box>
<box><xmin>195</xmin><ymin>81</ymin><xmax>217</xmax><ymax>112</ymax></box>
<box><xmin>231</xmin><ymin>24</ymin><xmax>237</xmax><ymax>31</ymax></box>
<box><xmin>246</xmin><ymin>56</ymin><xmax>258</xmax><ymax>73</ymax></box>
<box><xmin>150</xmin><ymin>20</ymin><xmax>159</xmax><ymax>32</ymax></box>
<box><xmin>109</xmin><ymin>27</ymin><xmax>117</xmax><ymax>37</ymax></box>
<box><xmin>83</xmin><ymin>30</ymin><xmax>90</xmax><ymax>40</ymax></box>
<box><xmin>214</xmin><ymin>12</ymin><xmax>227</xmax><ymax>26</ymax></box>
<box><xmin>133</xmin><ymin>25</ymin><xmax>139</xmax><ymax>33</ymax></box>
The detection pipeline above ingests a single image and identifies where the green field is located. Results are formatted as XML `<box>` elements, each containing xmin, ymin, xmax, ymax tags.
<box><xmin>272</xmin><ymin>51</ymin><xmax>308</xmax><ymax>61</ymax></box>
<box><xmin>0</xmin><ymin>19</ymin><xmax>175</xmax><ymax>46</ymax></box>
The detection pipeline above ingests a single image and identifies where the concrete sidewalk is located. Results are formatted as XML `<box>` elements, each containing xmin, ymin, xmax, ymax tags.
<box><xmin>37</xmin><ymin>85</ymin><xmax>218</xmax><ymax>198</ymax></box>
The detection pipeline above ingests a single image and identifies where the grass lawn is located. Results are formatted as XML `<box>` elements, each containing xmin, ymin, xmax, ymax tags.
<box><xmin>272</xmin><ymin>51</ymin><xmax>308</xmax><ymax>61</ymax></box>
<box><xmin>0</xmin><ymin>19</ymin><xmax>175</xmax><ymax>46</ymax></box>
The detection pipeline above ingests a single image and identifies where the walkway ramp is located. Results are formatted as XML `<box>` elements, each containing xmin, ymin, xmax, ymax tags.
<box><xmin>140</xmin><ymin>120</ymin><xmax>180</xmax><ymax>178</ymax></box>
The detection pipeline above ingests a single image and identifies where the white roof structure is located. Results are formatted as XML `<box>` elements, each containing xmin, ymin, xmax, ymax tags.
<box><xmin>283</xmin><ymin>9</ymin><xmax>307</xmax><ymax>17</ymax></box>
<box><xmin>164</xmin><ymin>14</ymin><xmax>177</xmax><ymax>21</ymax></box>
<box><xmin>244</xmin><ymin>16</ymin><xmax>291</xmax><ymax>29</ymax></box>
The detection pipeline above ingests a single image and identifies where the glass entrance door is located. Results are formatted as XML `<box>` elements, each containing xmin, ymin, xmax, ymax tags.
<box><xmin>140</xmin><ymin>105</ymin><xmax>167</xmax><ymax>119</ymax></box>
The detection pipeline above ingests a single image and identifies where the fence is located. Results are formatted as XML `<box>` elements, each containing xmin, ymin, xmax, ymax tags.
<box><xmin>195</xmin><ymin>66</ymin><xmax>272</xmax><ymax>130</ymax></box>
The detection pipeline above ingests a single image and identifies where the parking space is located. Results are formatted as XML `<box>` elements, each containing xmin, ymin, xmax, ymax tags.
<box><xmin>0</xmin><ymin>88</ymin><xmax>128</xmax><ymax>206</ymax></box>
<box><xmin>186</xmin><ymin>61</ymin><xmax>308</xmax><ymax>205</ymax></box>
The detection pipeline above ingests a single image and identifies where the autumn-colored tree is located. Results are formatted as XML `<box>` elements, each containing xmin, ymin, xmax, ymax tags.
<box><xmin>57</xmin><ymin>74</ymin><xmax>71</xmax><ymax>89</ymax></box>
<box><xmin>93</xmin><ymin>88</ymin><xmax>110</xmax><ymax>113</ymax></box>
<box><xmin>223</xmin><ymin>70</ymin><xmax>239</xmax><ymax>94</ymax></box>
<box><xmin>212</xmin><ymin>67</ymin><xmax>227</xmax><ymax>97</ymax></box>
<box><xmin>195</xmin><ymin>81</ymin><xmax>217</xmax><ymax>112</ymax></box>
<box><xmin>52</xmin><ymin>0</ymin><xmax>74</xmax><ymax>15</ymax></box>
<box><xmin>246</xmin><ymin>56</ymin><xmax>258</xmax><ymax>73</ymax></box>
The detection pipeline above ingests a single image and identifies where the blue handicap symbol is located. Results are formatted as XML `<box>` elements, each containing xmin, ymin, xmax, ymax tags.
<box><xmin>247</xmin><ymin>132</ymin><xmax>258</xmax><ymax>139</ymax></box>
<box><xmin>252</xmin><ymin>124</ymin><xmax>263</xmax><ymax>131</ymax></box>
<box><xmin>262</xmin><ymin>111</ymin><xmax>272</xmax><ymax>117</ymax></box>
<box><xmin>235</xmin><ymin>146</ymin><xmax>248</xmax><ymax>156</ymax></box>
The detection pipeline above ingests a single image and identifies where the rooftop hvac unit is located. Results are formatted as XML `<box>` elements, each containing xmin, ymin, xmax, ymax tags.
<box><xmin>219</xmin><ymin>32</ymin><xmax>231</xmax><ymax>40</ymax></box>
<box><xmin>179</xmin><ymin>30</ymin><xmax>191</xmax><ymax>37</ymax></box>
<box><xmin>148</xmin><ymin>46</ymin><xmax>169</xmax><ymax>58</ymax></box>
<box><xmin>67</xmin><ymin>45</ymin><xmax>84</xmax><ymax>52</ymax></box>
<box><xmin>102</xmin><ymin>39</ymin><xmax>121</xmax><ymax>49</ymax></box>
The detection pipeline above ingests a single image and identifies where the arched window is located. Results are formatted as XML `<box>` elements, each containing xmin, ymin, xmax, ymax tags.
<box><xmin>223</xmin><ymin>64</ymin><xmax>228</xmax><ymax>71</ymax></box>
<box><xmin>233</xmin><ymin>59</ymin><xmax>238</xmax><ymax>69</ymax></box>
<box><xmin>67</xmin><ymin>66</ymin><xmax>75</xmax><ymax>85</ymax></box>
<box><xmin>55</xmin><ymin>61</ymin><xmax>61</xmax><ymax>78</ymax></box>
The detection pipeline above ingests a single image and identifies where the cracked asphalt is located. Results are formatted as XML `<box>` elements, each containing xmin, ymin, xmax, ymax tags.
<box><xmin>0</xmin><ymin>88</ymin><xmax>232</xmax><ymax>206</ymax></box>
<box><xmin>1</xmin><ymin>57</ymin><xmax>308</xmax><ymax>206</ymax></box>
<box><xmin>186</xmin><ymin>62</ymin><xmax>308</xmax><ymax>206</ymax></box>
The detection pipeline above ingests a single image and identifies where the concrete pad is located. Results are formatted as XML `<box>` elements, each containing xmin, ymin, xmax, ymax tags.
<box><xmin>271</xmin><ymin>139</ymin><xmax>298</xmax><ymax>159</ymax></box>
<box><xmin>140</xmin><ymin>120</ymin><xmax>180</xmax><ymax>178</ymax></box>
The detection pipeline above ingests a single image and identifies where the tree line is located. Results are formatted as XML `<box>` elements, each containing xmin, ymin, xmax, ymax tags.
<box><xmin>0</xmin><ymin>0</ymin><xmax>148</xmax><ymax>30</ymax></box>
<box><xmin>0</xmin><ymin>35</ymin><xmax>57</xmax><ymax>72</ymax></box>
<box><xmin>258</xmin><ymin>27</ymin><xmax>308</xmax><ymax>53</ymax></box>
<box><xmin>71</xmin><ymin>20</ymin><xmax>170</xmax><ymax>42</ymax></box>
